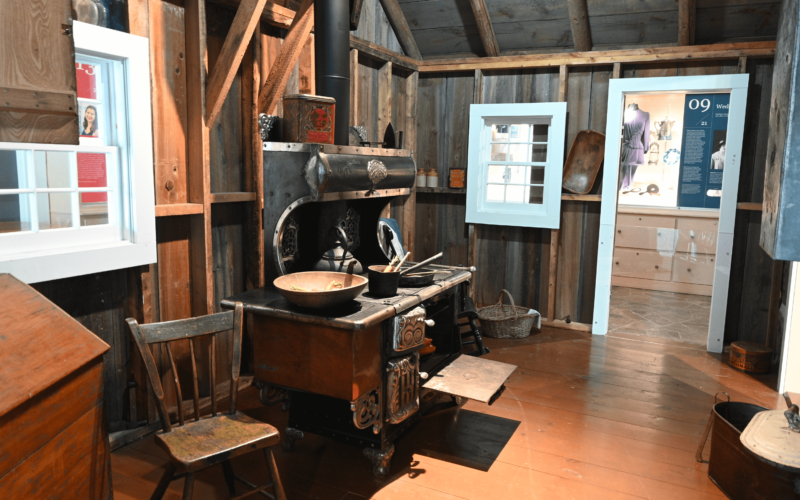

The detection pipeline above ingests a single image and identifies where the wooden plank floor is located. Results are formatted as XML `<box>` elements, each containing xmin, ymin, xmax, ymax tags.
<box><xmin>112</xmin><ymin>328</ymin><xmax>784</xmax><ymax>499</ymax></box>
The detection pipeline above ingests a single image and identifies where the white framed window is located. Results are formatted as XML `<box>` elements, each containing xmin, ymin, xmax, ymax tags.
<box><xmin>0</xmin><ymin>21</ymin><xmax>155</xmax><ymax>283</ymax></box>
<box><xmin>466</xmin><ymin>103</ymin><xmax>567</xmax><ymax>229</ymax></box>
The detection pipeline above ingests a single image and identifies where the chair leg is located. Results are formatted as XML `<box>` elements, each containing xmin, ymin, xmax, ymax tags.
<box><xmin>221</xmin><ymin>460</ymin><xmax>236</xmax><ymax>495</ymax></box>
<box><xmin>182</xmin><ymin>472</ymin><xmax>195</xmax><ymax>500</ymax></box>
<box><xmin>150</xmin><ymin>463</ymin><xmax>176</xmax><ymax>500</ymax></box>
<box><xmin>468</xmin><ymin>317</ymin><xmax>490</xmax><ymax>356</ymax></box>
<box><xmin>264</xmin><ymin>448</ymin><xmax>287</xmax><ymax>500</ymax></box>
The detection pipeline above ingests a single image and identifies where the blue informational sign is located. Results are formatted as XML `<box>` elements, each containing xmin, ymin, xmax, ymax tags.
<box><xmin>677</xmin><ymin>94</ymin><xmax>729</xmax><ymax>209</ymax></box>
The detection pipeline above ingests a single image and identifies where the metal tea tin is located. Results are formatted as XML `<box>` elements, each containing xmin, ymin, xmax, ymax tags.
<box><xmin>282</xmin><ymin>94</ymin><xmax>336</xmax><ymax>144</ymax></box>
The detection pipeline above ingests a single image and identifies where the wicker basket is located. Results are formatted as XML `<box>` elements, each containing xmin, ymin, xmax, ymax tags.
<box><xmin>478</xmin><ymin>289</ymin><xmax>538</xmax><ymax>339</ymax></box>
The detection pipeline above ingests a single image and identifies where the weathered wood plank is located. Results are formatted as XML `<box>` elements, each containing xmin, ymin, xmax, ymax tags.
<box><xmin>186</xmin><ymin>0</ymin><xmax>214</xmax><ymax>316</ymax></box>
<box><xmin>761</xmin><ymin>0</ymin><xmax>800</xmax><ymax>260</ymax></box>
<box><xmin>418</xmin><ymin>41</ymin><xmax>776</xmax><ymax>72</ymax></box>
<box><xmin>208</xmin><ymin>4</ymin><xmax>245</xmax><ymax>194</ymax></box>
<box><xmin>377</xmin><ymin>62</ymin><xmax>393</xmax><ymax>140</ymax></box>
<box><xmin>149</xmin><ymin>0</ymin><xmax>189</xmax><ymax>206</ymax></box>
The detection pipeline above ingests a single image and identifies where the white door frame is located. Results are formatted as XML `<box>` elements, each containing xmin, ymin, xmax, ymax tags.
<box><xmin>592</xmin><ymin>74</ymin><xmax>749</xmax><ymax>353</ymax></box>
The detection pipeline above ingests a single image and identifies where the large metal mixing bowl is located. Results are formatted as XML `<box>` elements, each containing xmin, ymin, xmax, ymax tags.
<box><xmin>273</xmin><ymin>272</ymin><xmax>368</xmax><ymax>309</ymax></box>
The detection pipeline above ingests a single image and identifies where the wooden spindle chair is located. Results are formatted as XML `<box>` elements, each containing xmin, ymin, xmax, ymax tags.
<box><xmin>127</xmin><ymin>303</ymin><xmax>286</xmax><ymax>500</ymax></box>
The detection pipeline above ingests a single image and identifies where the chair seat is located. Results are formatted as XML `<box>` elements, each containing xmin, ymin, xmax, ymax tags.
<box><xmin>155</xmin><ymin>411</ymin><xmax>280</xmax><ymax>472</ymax></box>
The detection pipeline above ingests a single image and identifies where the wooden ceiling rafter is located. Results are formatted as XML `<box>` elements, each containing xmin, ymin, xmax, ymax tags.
<box><xmin>257</xmin><ymin>0</ymin><xmax>315</xmax><ymax>115</ymax></box>
<box><xmin>678</xmin><ymin>0</ymin><xmax>697</xmax><ymax>46</ymax></box>
<box><xmin>467</xmin><ymin>0</ymin><xmax>500</xmax><ymax>57</ymax></box>
<box><xmin>378</xmin><ymin>0</ymin><xmax>422</xmax><ymax>60</ymax></box>
<box><xmin>210</xmin><ymin>0</ymin><xmax>296</xmax><ymax>27</ymax></box>
<box><xmin>205</xmin><ymin>0</ymin><xmax>269</xmax><ymax>126</ymax></box>
<box><xmin>418</xmin><ymin>41</ymin><xmax>776</xmax><ymax>72</ymax></box>
<box><xmin>566</xmin><ymin>0</ymin><xmax>592</xmax><ymax>52</ymax></box>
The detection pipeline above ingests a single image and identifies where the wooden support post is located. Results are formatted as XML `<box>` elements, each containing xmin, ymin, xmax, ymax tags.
<box><xmin>548</xmin><ymin>65</ymin><xmax>568</xmax><ymax>322</ymax></box>
<box><xmin>612</xmin><ymin>62</ymin><xmax>621</xmax><ymax>79</ymax></box>
<box><xmin>565</xmin><ymin>0</ymin><xmax>592</xmax><ymax>52</ymax></box>
<box><xmin>766</xmin><ymin>260</ymin><xmax>785</xmax><ymax>352</ymax></box>
<box><xmin>678</xmin><ymin>0</ymin><xmax>696</xmax><ymax>46</ymax></box>
<box><xmin>468</xmin><ymin>69</ymin><xmax>483</xmax><ymax>301</ymax></box>
<box><xmin>402</xmin><ymin>71</ymin><xmax>418</xmax><ymax>258</ymax></box>
<box><xmin>127</xmin><ymin>0</ymin><xmax>150</xmax><ymax>37</ymax></box>
<box><xmin>378</xmin><ymin>0</ymin><xmax>422</xmax><ymax>59</ymax></box>
<box><xmin>738</xmin><ymin>56</ymin><xmax>748</xmax><ymax>73</ymax></box>
<box><xmin>243</xmin><ymin>23</ymin><xmax>264</xmax><ymax>290</ymax></box>
<box><xmin>257</xmin><ymin>0</ymin><xmax>315</xmax><ymax>115</ymax></box>
<box><xmin>378</xmin><ymin>61</ymin><xmax>393</xmax><ymax>220</ymax></box>
<box><xmin>377</xmin><ymin>61</ymin><xmax>392</xmax><ymax>139</ymax></box>
<box><xmin>185</xmin><ymin>0</ymin><xmax>214</xmax><ymax>315</ymax></box>
<box><xmin>350</xmin><ymin>48</ymin><xmax>359</xmax><ymax>127</ymax></box>
<box><xmin>205</xmin><ymin>0</ymin><xmax>268</xmax><ymax>126</ymax></box>
<box><xmin>467</xmin><ymin>0</ymin><xmax>500</xmax><ymax>57</ymax></box>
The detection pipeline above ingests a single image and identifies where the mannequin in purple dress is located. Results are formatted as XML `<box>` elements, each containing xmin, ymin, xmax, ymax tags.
<box><xmin>620</xmin><ymin>103</ymin><xmax>650</xmax><ymax>190</ymax></box>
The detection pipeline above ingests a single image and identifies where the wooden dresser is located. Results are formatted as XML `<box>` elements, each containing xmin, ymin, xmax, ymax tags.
<box><xmin>0</xmin><ymin>274</ymin><xmax>111</xmax><ymax>498</ymax></box>
<box><xmin>612</xmin><ymin>207</ymin><xmax>720</xmax><ymax>296</ymax></box>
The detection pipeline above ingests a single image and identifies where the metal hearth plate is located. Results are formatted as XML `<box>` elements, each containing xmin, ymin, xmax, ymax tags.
<box><xmin>422</xmin><ymin>355</ymin><xmax>517</xmax><ymax>404</ymax></box>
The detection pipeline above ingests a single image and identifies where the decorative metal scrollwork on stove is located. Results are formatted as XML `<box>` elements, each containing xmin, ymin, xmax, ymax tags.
<box><xmin>256</xmin><ymin>381</ymin><xmax>291</xmax><ymax>411</ymax></box>
<box><xmin>351</xmin><ymin>388</ymin><xmax>381</xmax><ymax>434</ymax></box>
<box><xmin>335</xmin><ymin>208</ymin><xmax>360</xmax><ymax>252</ymax></box>
<box><xmin>392</xmin><ymin>306</ymin><xmax>426</xmax><ymax>352</ymax></box>
<box><xmin>386</xmin><ymin>352</ymin><xmax>420</xmax><ymax>425</ymax></box>
<box><xmin>279</xmin><ymin>217</ymin><xmax>299</xmax><ymax>272</ymax></box>
<box><xmin>367</xmin><ymin>159</ymin><xmax>388</xmax><ymax>187</ymax></box>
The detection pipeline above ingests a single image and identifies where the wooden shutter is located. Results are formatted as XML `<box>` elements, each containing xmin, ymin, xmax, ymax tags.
<box><xmin>0</xmin><ymin>0</ymin><xmax>79</xmax><ymax>144</ymax></box>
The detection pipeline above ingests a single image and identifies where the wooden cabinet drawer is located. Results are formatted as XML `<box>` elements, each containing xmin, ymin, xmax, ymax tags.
<box><xmin>612</xmin><ymin>248</ymin><xmax>673</xmax><ymax>281</ymax></box>
<box><xmin>617</xmin><ymin>214</ymin><xmax>676</xmax><ymax>229</ymax></box>
<box><xmin>671</xmin><ymin>252</ymin><xmax>716</xmax><ymax>285</ymax></box>
<box><xmin>675</xmin><ymin>217</ymin><xmax>718</xmax><ymax>255</ymax></box>
<box><xmin>615</xmin><ymin>225</ymin><xmax>676</xmax><ymax>251</ymax></box>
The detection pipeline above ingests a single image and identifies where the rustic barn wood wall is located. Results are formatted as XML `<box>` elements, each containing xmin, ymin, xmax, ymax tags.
<box><xmin>10</xmin><ymin>0</ymin><xmax>782</xmax><ymax>435</ymax></box>
<box><xmin>414</xmin><ymin>57</ymin><xmax>778</xmax><ymax>346</ymax></box>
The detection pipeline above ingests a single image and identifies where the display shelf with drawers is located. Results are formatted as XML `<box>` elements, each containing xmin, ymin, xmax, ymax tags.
<box><xmin>611</xmin><ymin>206</ymin><xmax>720</xmax><ymax>296</ymax></box>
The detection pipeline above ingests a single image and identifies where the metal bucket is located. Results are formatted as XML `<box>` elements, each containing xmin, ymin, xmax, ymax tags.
<box><xmin>708</xmin><ymin>400</ymin><xmax>799</xmax><ymax>499</ymax></box>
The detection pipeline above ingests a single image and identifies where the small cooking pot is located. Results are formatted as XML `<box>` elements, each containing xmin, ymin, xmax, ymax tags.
<box><xmin>368</xmin><ymin>265</ymin><xmax>400</xmax><ymax>297</ymax></box>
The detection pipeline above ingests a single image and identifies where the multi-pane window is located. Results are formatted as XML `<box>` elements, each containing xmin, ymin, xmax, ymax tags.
<box><xmin>0</xmin><ymin>53</ymin><xmax>124</xmax><ymax>245</ymax></box>
<box><xmin>486</xmin><ymin>123</ymin><xmax>549</xmax><ymax>205</ymax></box>
<box><xmin>0</xmin><ymin>21</ymin><xmax>155</xmax><ymax>284</ymax></box>
<box><xmin>467</xmin><ymin>103</ymin><xmax>567</xmax><ymax>229</ymax></box>
<box><xmin>0</xmin><ymin>148</ymin><xmax>118</xmax><ymax>234</ymax></box>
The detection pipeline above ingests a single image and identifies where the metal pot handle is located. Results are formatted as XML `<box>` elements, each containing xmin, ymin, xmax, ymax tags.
<box><xmin>333</xmin><ymin>226</ymin><xmax>349</xmax><ymax>265</ymax></box>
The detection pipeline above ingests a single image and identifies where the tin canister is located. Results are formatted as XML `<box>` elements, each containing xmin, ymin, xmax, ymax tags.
<box><xmin>282</xmin><ymin>94</ymin><xmax>336</xmax><ymax>144</ymax></box>
<box><xmin>729</xmin><ymin>341</ymin><xmax>772</xmax><ymax>374</ymax></box>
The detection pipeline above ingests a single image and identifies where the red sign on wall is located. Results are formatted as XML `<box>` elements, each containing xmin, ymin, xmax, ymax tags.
<box><xmin>76</xmin><ymin>63</ymin><xmax>98</xmax><ymax>100</ymax></box>
<box><xmin>77</xmin><ymin>153</ymin><xmax>108</xmax><ymax>203</ymax></box>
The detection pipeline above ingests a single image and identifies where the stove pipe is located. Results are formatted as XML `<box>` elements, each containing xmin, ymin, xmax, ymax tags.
<box><xmin>315</xmin><ymin>0</ymin><xmax>350</xmax><ymax>146</ymax></box>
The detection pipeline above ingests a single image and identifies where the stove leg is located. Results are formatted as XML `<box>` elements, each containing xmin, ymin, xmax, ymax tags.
<box><xmin>363</xmin><ymin>444</ymin><xmax>395</xmax><ymax>478</ymax></box>
<box><xmin>282</xmin><ymin>427</ymin><xmax>304</xmax><ymax>452</ymax></box>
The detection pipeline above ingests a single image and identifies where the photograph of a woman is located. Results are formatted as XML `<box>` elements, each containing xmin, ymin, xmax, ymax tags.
<box><xmin>81</xmin><ymin>105</ymin><xmax>99</xmax><ymax>137</ymax></box>
<box><xmin>711</xmin><ymin>131</ymin><xmax>727</xmax><ymax>170</ymax></box>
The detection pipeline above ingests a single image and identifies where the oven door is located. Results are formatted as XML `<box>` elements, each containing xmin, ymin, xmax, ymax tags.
<box><xmin>422</xmin><ymin>354</ymin><xmax>516</xmax><ymax>405</ymax></box>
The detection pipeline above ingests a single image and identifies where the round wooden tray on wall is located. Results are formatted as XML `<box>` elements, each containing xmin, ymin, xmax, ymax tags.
<box><xmin>729</xmin><ymin>341</ymin><xmax>772</xmax><ymax>374</ymax></box>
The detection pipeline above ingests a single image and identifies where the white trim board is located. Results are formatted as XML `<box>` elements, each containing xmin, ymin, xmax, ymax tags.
<box><xmin>592</xmin><ymin>74</ymin><xmax>749</xmax><ymax>354</ymax></box>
